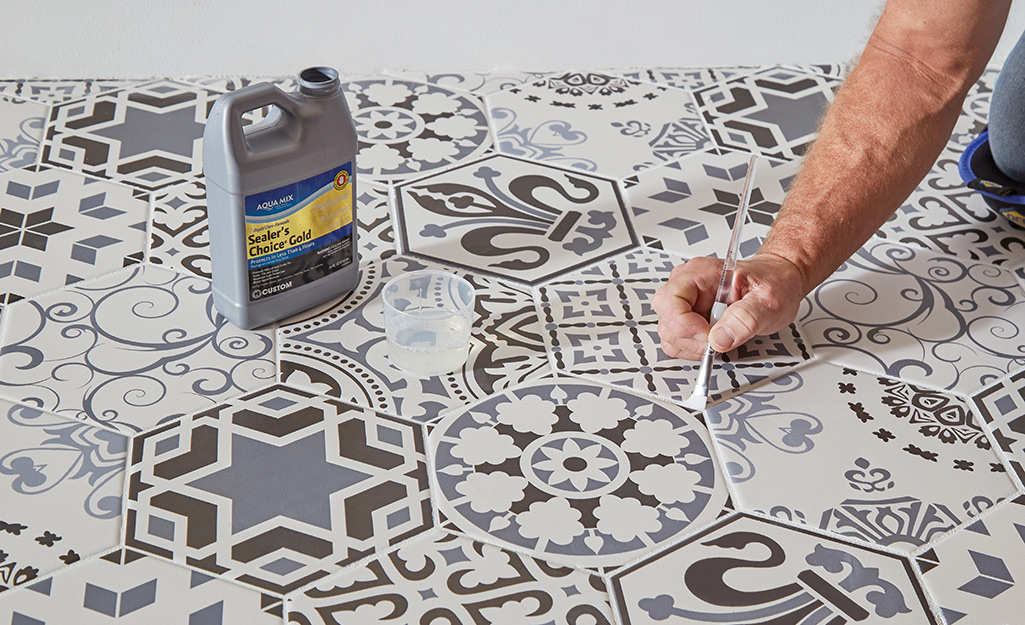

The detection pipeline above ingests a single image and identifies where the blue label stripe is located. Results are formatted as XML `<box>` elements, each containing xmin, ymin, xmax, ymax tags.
<box><xmin>244</xmin><ymin>163</ymin><xmax>351</xmax><ymax>219</ymax></box>
<box><xmin>247</xmin><ymin>223</ymin><xmax>353</xmax><ymax>270</ymax></box>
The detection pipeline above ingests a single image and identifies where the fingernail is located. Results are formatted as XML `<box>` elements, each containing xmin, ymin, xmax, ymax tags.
<box><xmin>709</xmin><ymin>326</ymin><xmax>735</xmax><ymax>352</ymax></box>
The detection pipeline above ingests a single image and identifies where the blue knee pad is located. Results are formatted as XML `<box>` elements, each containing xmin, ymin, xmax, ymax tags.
<box><xmin>959</xmin><ymin>129</ymin><xmax>1025</xmax><ymax>227</ymax></box>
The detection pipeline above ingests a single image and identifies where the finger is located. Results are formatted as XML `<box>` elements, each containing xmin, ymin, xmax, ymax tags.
<box><xmin>660</xmin><ymin>338</ymin><xmax>707</xmax><ymax>361</ymax></box>
<box><xmin>708</xmin><ymin>296</ymin><xmax>774</xmax><ymax>353</ymax></box>
<box><xmin>657</xmin><ymin>311</ymin><xmax>710</xmax><ymax>347</ymax></box>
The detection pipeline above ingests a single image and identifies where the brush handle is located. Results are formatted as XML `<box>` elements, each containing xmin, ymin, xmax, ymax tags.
<box><xmin>712</xmin><ymin>154</ymin><xmax>758</xmax><ymax>307</ymax></box>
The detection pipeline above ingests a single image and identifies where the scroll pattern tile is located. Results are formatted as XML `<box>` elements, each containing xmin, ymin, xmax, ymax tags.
<box><xmin>42</xmin><ymin>80</ymin><xmax>221</xmax><ymax>190</ymax></box>
<box><xmin>621</xmin><ymin>149</ymin><xmax>798</xmax><ymax>256</ymax></box>
<box><xmin>536</xmin><ymin>248</ymin><xmax>812</xmax><ymax>406</ymax></box>
<box><xmin>798</xmin><ymin>240</ymin><xmax>1025</xmax><ymax>395</ymax></box>
<box><xmin>0</xmin><ymin>549</ymin><xmax>282</xmax><ymax>623</ymax></box>
<box><xmin>693</xmin><ymin>66</ymin><xmax>839</xmax><ymax>160</ymax></box>
<box><xmin>974</xmin><ymin>370</ymin><xmax>1025</xmax><ymax>486</ymax></box>
<box><xmin>611</xmin><ymin>513</ymin><xmax>937</xmax><ymax>625</ymax></box>
<box><xmin>0</xmin><ymin>399</ymin><xmax>125</xmax><ymax>593</ymax></box>
<box><xmin>344</xmin><ymin>77</ymin><xmax>492</xmax><ymax>182</ymax></box>
<box><xmin>0</xmin><ymin>80</ymin><xmax>136</xmax><ymax>105</ymax></box>
<box><xmin>0</xmin><ymin>265</ymin><xmax>276</xmax><ymax>434</ymax></box>
<box><xmin>288</xmin><ymin>530</ymin><xmax>615</xmax><ymax>625</ymax></box>
<box><xmin>918</xmin><ymin>496</ymin><xmax>1025</xmax><ymax>625</ymax></box>
<box><xmin>384</xmin><ymin>69</ymin><xmax>554</xmax><ymax>95</ymax></box>
<box><xmin>0</xmin><ymin>167</ymin><xmax>148</xmax><ymax>312</ymax></box>
<box><xmin>0</xmin><ymin>96</ymin><xmax>47</xmax><ymax>173</ymax></box>
<box><xmin>487</xmin><ymin>71</ymin><xmax>710</xmax><ymax>177</ymax></box>
<box><xmin>395</xmin><ymin>153</ymin><xmax>637</xmax><ymax>285</ymax></box>
<box><xmin>706</xmin><ymin>360</ymin><xmax>1016</xmax><ymax>553</ymax></box>
<box><xmin>125</xmin><ymin>384</ymin><xmax>432</xmax><ymax>595</ymax></box>
<box><xmin>431</xmin><ymin>379</ymin><xmax>730</xmax><ymax>569</ymax></box>
<box><xmin>278</xmin><ymin>255</ymin><xmax>549</xmax><ymax>423</ymax></box>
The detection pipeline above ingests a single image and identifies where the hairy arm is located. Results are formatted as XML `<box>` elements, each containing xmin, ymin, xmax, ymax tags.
<box><xmin>655</xmin><ymin>0</ymin><xmax>1011</xmax><ymax>359</ymax></box>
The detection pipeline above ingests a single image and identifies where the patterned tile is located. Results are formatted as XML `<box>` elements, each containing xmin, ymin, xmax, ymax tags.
<box><xmin>344</xmin><ymin>77</ymin><xmax>492</xmax><ymax>182</ymax></box>
<box><xmin>432</xmin><ymin>378</ymin><xmax>730</xmax><ymax>568</ymax></box>
<box><xmin>278</xmin><ymin>254</ymin><xmax>549</xmax><ymax>423</ymax></box>
<box><xmin>706</xmin><ymin>361</ymin><xmax>1015</xmax><ymax>553</ymax></box>
<box><xmin>611</xmin><ymin>513</ymin><xmax>937</xmax><ymax>625</ymax></box>
<box><xmin>42</xmin><ymin>80</ymin><xmax>222</xmax><ymax>190</ymax></box>
<box><xmin>0</xmin><ymin>96</ymin><xmax>47</xmax><ymax>173</ymax></box>
<box><xmin>693</xmin><ymin>66</ymin><xmax>839</xmax><ymax>160</ymax></box>
<box><xmin>395</xmin><ymin>153</ymin><xmax>637</xmax><ymax>285</ymax></box>
<box><xmin>175</xmin><ymin>76</ymin><xmax>298</xmax><ymax>125</ymax></box>
<box><xmin>487</xmin><ymin>72</ymin><xmax>710</xmax><ymax>177</ymax></box>
<box><xmin>877</xmin><ymin>143</ymin><xmax>1025</xmax><ymax>266</ymax></box>
<box><xmin>779</xmin><ymin>63</ymin><xmax>848</xmax><ymax>79</ymax></box>
<box><xmin>0</xmin><ymin>265</ymin><xmax>276</xmax><ymax>434</ymax></box>
<box><xmin>798</xmin><ymin>240</ymin><xmax>1025</xmax><ymax>395</ymax></box>
<box><xmin>0</xmin><ymin>548</ymin><xmax>282</xmax><ymax>623</ymax></box>
<box><xmin>125</xmin><ymin>384</ymin><xmax>432</xmax><ymax>595</ymax></box>
<box><xmin>288</xmin><ymin>530</ymin><xmax>615</xmax><ymax>624</ymax></box>
<box><xmin>537</xmin><ymin>248</ymin><xmax>812</xmax><ymax>406</ymax></box>
<box><xmin>918</xmin><ymin>496</ymin><xmax>1025</xmax><ymax>625</ymax></box>
<box><xmin>0</xmin><ymin>80</ymin><xmax>137</xmax><ymax>105</ymax></box>
<box><xmin>0</xmin><ymin>399</ymin><xmax>126</xmax><ymax>593</ymax></box>
<box><xmin>384</xmin><ymin>69</ymin><xmax>554</xmax><ymax>95</ymax></box>
<box><xmin>622</xmin><ymin>149</ymin><xmax>799</xmax><ymax>256</ymax></box>
<box><xmin>148</xmin><ymin>178</ymin><xmax>394</xmax><ymax>280</ymax></box>
<box><xmin>617</xmin><ymin>66</ymin><xmax>761</xmax><ymax>91</ymax></box>
<box><xmin>974</xmin><ymin>369</ymin><xmax>1025</xmax><ymax>486</ymax></box>
<box><xmin>0</xmin><ymin>167</ymin><xmax>148</xmax><ymax>313</ymax></box>
<box><xmin>963</xmin><ymin>68</ymin><xmax>998</xmax><ymax>125</ymax></box>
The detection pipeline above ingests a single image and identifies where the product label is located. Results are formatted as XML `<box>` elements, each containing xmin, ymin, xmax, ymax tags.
<box><xmin>244</xmin><ymin>163</ymin><xmax>354</xmax><ymax>301</ymax></box>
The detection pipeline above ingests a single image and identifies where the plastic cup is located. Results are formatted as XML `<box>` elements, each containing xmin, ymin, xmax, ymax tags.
<box><xmin>382</xmin><ymin>270</ymin><xmax>475</xmax><ymax>376</ymax></box>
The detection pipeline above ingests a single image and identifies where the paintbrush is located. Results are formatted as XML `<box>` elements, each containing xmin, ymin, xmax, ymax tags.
<box><xmin>681</xmin><ymin>154</ymin><xmax>758</xmax><ymax>412</ymax></box>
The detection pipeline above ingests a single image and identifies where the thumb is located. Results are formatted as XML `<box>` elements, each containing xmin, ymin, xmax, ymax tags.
<box><xmin>707</xmin><ymin>298</ymin><xmax>769</xmax><ymax>353</ymax></box>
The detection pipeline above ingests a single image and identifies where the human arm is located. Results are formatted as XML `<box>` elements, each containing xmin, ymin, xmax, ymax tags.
<box><xmin>654</xmin><ymin>0</ymin><xmax>1012</xmax><ymax>360</ymax></box>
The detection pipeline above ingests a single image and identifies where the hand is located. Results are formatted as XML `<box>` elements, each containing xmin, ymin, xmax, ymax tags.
<box><xmin>652</xmin><ymin>252</ymin><xmax>809</xmax><ymax>360</ymax></box>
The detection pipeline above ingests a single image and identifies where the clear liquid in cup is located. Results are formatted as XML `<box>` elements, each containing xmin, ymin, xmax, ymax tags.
<box><xmin>386</xmin><ymin>310</ymin><xmax>471</xmax><ymax>376</ymax></box>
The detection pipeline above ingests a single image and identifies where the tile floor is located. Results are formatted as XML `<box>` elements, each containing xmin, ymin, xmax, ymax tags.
<box><xmin>0</xmin><ymin>66</ymin><xmax>1023</xmax><ymax>625</ymax></box>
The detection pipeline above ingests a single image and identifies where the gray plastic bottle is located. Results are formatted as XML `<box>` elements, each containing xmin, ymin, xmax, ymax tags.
<box><xmin>203</xmin><ymin>66</ymin><xmax>359</xmax><ymax>329</ymax></box>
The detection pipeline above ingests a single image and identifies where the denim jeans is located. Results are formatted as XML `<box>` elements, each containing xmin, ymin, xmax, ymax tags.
<box><xmin>989</xmin><ymin>30</ymin><xmax>1025</xmax><ymax>182</ymax></box>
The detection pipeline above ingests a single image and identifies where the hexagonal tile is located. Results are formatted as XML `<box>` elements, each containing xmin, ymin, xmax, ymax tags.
<box><xmin>278</xmin><ymin>254</ymin><xmax>550</xmax><ymax>423</ymax></box>
<box><xmin>0</xmin><ymin>167</ymin><xmax>148</xmax><ymax>313</ymax></box>
<box><xmin>125</xmin><ymin>384</ymin><xmax>433</xmax><ymax>595</ymax></box>
<box><xmin>0</xmin><ymin>265</ymin><xmax>275</xmax><ymax>434</ymax></box>
<box><xmin>706</xmin><ymin>360</ymin><xmax>1017</xmax><ymax>553</ymax></box>
<box><xmin>384</xmin><ymin>69</ymin><xmax>555</xmax><ymax>95</ymax></box>
<box><xmin>42</xmin><ymin>80</ymin><xmax>222</xmax><ymax>190</ymax></box>
<box><xmin>918</xmin><ymin>495</ymin><xmax>1025</xmax><ymax>625</ymax></box>
<box><xmin>611</xmin><ymin>513</ymin><xmax>937</xmax><ymax>625</ymax></box>
<box><xmin>536</xmin><ymin>247</ymin><xmax>812</xmax><ymax>407</ymax></box>
<box><xmin>345</xmin><ymin>77</ymin><xmax>492</xmax><ymax>182</ymax></box>
<box><xmin>621</xmin><ymin>149</ymin><xmax>799</xmax><ymax>256</ymax></box>
<box><xmin>395</xmin><ymin>154</ymin><xmax>637</xmax><ymax>285</ymax></box>
<box><xmin>617</xmin><ymin>67</ymin><xmax>753</xmax><ymax>92</ymax></box>
<box><xmin>963</xmin><ymin>68</ymin><xmax>998</xmax><ymax>125</ymax></box>
<box><xmin>798</xmin><ymin>240</ymin><xmax>1025</xmax><ymax>395</ymax></box>
<box><xmin>289</xmin><ymin>530</ymin><xmax>615</xmax><ymax>624</ymax></box>
<box><xmin>974</xmin><ymin>369</ymin><xmax>1025</xmax><ymax>486</ymax></box>
<box><xmin>0</xmin><ymin>95</ymin><xmax>47</xmax><ymax>173</ymax></box>
<box><xmin>0</xmin><ymin>80</ymin><xmax>138</xmax><ymax>105</ymax></box>
<box><xmin>693</xmin><ymin>66</ymin><xmax>839</xmax><ymax>160</ymax></box>
<box><xmin>0</xmin><ymin>549</ymin><xmax>282</xmax><ymax>622</ymax></box>
<box><xmin>431</xmin><ymin>378</ymin><xmax>730</xmax><ymax>569</ymax></box>
<box><xmin>0</xmin><ymin>398</ymin><xmax>126</xmax><ymax>593</ymax></box>
<box><xmin>487</xmin><ymin>71</ymin><xmax>710</xmax><ymax>177</ymax></box>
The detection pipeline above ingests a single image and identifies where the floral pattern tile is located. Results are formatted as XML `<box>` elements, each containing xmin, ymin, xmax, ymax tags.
<box><xmin>611</xmin><ymin>513</ymin><xmax>937</xmax><ymax>625</ymax></box>
<box><xmin>706</xmin><ymin>360</ymin><xmax>1015</xmax><ymax>553</ymax></box>
<box><xmin>0</xmin><ymin>95</ymin><xmax>47</xmax><ymax>173</ymax></box>
<box><xmin>973</xmin><ymin>369</ymin><xmax>1025</xmax><ymax>486</ymax></box>
<box><xmin>621</xmin><ymin>149</ymin><xmax>799</xmax><ymax>256</ymax></box>
<box><xmin>486</xmin><ymin>71</ymin><xmax>711</xmax><ymax>177</ymax></box>
<box><xmin>0</xmin><ymin>80</ymin><xmax>137</xmax><ymax>105</ymax></box>
<box><xmin>0</xmin><ymin>167</ymin><xmax>149</xmax><ymax>312</ymax></box>
<box><xmin>395</xmin><ymin>153</ymin><xmax>637</xmax><ymax>285</ymax></box>
<box><xmin>537</xmin><ymin>248</ymin><xmax>812</xmax><ymax>407</ymax></box>
<box><xmin>125</xmin><ymin>384</ymin><xmax>432</xmax><ymax>595</ymax></box>
<box><xmin>0</xmin><ymin>265</ymin><xmax>276</xmax><ymax>434</ymax></box>
<box><xmin>288</xmin><ymin>530</ymin><xmax>615</xmax><ymax>624</ymax></box>
<box><xmin>278</xmin><ymin>254</ymin><xmax>550</xmax><ymax>423</ymax></box>
<box><xmin>0</xmin><ymin>548</ymin><xmax>282</xmax><ymax>623</ymax></box>
<box><xmin>344</xmin><ymin>77</ymin><xmax>492</xmax><ymax>182</ymax></box>
<box><xmin>432</xmin><ymin>378</ymin><xmax>730</xmax><ymax>568</ymax></box>
<box><xmin>617</xmin><ymin>66</ymin><xmax>760</xmax><ymax>91</ymax></box>
<box><xmin>384</xmin><ymin>69</ymin><xmax>554</xmax><ymax>95</ymax></box>
<box><xmin>693</xmin><ymin>66</ymin><xmax>839</xmax><ymax>160</ymax></box>
<box><xmin>0</xmin><ymin>398</ymin><xmax>126</xmax><ymax>593</ymax></box>
<box><xmin>798</xmin><ymin>240</ymin><xmax>1025</xmax><ymax>395</ymax></box>
<box><xmin>42</xmin><ymin>80</ymin><xmax>222</xmax><ymax>190</ymax></box>
<box><xmin>918</xmin><ymin>495</ymin><xmax>1025</xmax><ymax>625</ymax></box>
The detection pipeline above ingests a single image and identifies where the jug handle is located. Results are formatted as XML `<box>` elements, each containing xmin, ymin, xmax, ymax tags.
<box><xmin>218</xmin><ymin>83</ymin><xmax>299</xmax><ymax>165</ymax></box>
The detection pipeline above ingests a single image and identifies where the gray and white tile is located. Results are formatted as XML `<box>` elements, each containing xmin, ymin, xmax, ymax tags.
<box><xmin>617</xmin><ymin>66</ymin><xmax>761</xmax><ymax>92</ymax></box>
<box><xmin>0</xmin><ymin>80</ymin><xmax>137</xmax><ymax>106</ymax></box>
<box><xmin>384</xmin><ymin>69</ymin><xmax>555</xmax><ymax>95</ymax></box>
<box><xmin>0</xmin><ymin>96</ymin><xmax>47</xmax><ymax>173</ymax></box>
<box><xmin>0</xmin><ymin>265</ymin><xmax>276</xmax><ymax>434</ymax></box>
<box><xmin>973</xmin><ymin>369</ymin><xmax>1025</xmax><ymax>487</ymax></box>
<box><xmin>487</xmin><ymin>71</ymin><xmax>710</xmax><ymax>177</ymax></box>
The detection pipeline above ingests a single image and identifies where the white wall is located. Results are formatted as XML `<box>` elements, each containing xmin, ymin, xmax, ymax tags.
<box><xmin>2</xmin><ymin>0</ymin><xmax>1024</xmax><ymax>78</ymax></box>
